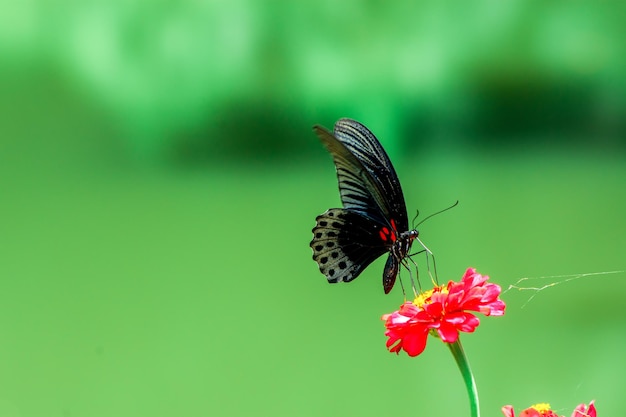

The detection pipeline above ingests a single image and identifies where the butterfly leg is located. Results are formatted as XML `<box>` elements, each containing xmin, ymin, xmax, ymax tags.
<box><xmin>400</xmin><ymin>257</ymin><xmax>420</xmax><ymax>297</ymax></box>
<box><xmin>414</xmin><ymin>236</ymin><xmax>439</xmax><ymax>285</ymax></box>
<box><xmin>397</xmin><ymin>268</ymin><xmax>407</xmax><ymax>300</ymax></box>
<box><xmin>404</xmin><ymin>255</ymin><xmax>421</xmax><ymax>295</ymax></box>
<box><xmin>429</xmin><ymin>251</ymin><xmax>439</xmax><ymax>285</ymax></box>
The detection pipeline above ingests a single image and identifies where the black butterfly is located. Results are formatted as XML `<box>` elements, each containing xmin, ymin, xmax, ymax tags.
<box><xmin>310</xmin><ymin>118</ymin><xmax>419</xmax><ymax>294</ymax></box>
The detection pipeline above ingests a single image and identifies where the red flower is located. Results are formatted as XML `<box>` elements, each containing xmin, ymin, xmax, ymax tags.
<box><xmin>572</xmin><ymin>401</ymin><xmax>596</xmax><ymax>417</ymax></box>
<box><xmin>502</xmin><ymin>401</ymin><xmax>596</xmax><ymax>417</ymax></box>
<box><xmin>382</xmin><ymin>268</ymin><xmax>505</xmax><ymax>356</ymax></box>
<box><xmin>502</xmin><ymin>403</ymin><xmax>560</xmax><ymax>417</ymax></box>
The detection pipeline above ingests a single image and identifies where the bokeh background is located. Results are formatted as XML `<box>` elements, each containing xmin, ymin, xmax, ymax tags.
<box><xmin>1</xmin><ymin>1</ymin><xmax>626</xmax><ymax>416</ymax></box>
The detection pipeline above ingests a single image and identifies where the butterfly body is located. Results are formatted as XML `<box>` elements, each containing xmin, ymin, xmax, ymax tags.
<box><xmin>310</xmin><ymin>119</ymin><xmax>418</xmax><ymax>294</ymax></box>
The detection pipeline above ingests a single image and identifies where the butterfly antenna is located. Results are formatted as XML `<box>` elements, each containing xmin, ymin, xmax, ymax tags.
<box><xmin>414</xmin><ymin>200</ymin><xmax>459</xmax><ymax>228</ymax></box>
<box><xmin>411</xmin><ymin>209</ymin><xmax>420</xmax><ymax>227</ymax></box>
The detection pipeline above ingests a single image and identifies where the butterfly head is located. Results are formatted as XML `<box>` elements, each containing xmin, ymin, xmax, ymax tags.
<box><xmin>401</xmin><ymin>229</ymin><xmax>419</xmax><ymax>241</ymax></box>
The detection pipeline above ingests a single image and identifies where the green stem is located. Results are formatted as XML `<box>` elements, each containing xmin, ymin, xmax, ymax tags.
<box><xmin>448</xmin><ymin>338</ymin><xmax>480</xmax><ymax>417</ymax></box>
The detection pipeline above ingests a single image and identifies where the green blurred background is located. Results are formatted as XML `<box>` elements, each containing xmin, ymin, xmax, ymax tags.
<box><xmin>1</xmin><ymin>1</ymin><xmax>625</xmax><ymax>416</ymax></box>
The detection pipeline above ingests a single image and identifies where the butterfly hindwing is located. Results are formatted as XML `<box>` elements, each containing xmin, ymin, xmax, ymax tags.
<box><xmin>311</xmin><ymin>208</ymin><xmax>388</xmax><ymax>284</ymax></box>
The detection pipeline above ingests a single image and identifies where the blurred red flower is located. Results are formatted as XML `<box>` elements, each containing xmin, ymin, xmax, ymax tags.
<box><xmin>382</xmin><ymin>268</ymin><xmax>505</xmax><ymax>356</ymax></box>
<box><xmin>502</xmin><ymin>401</ymin><xmax>596</xmax><ymax>417</ymax></box>
<box><xmin>572</xmin><ymin>401</ymin><xmax>597</xmax><ymax>417</ymax></box>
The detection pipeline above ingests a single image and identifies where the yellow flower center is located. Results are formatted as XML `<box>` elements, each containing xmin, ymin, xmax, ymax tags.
<box><xmin>413</xmin><ymin>285</ymin><xmax>447</xmax><ymax>307</ymax></box>
<box><xmin>531</xmin><ymin>403</ymin><xmax>552</xmax><ymax>413</ymax></box>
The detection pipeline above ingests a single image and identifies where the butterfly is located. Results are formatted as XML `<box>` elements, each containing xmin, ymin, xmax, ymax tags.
<box><xmin>310</xmin><ymin>118</ymin><xmax>419</xmax><ymax>294</ymax></box>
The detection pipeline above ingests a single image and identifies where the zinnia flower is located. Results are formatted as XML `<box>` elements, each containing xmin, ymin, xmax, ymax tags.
<box><xmin>572</xmin><ymin>402</ymin><xmax>597</xmax><ymax>417</ymax></box>
<box><xmin>502</xmin><ymin>401</ymin><xmax>596</xmax><ymax>417</ymax></box>
<box><xmin>382</xmin><ymin>268</ymin><xmax>505</xmax><ymax>356</ymax></box>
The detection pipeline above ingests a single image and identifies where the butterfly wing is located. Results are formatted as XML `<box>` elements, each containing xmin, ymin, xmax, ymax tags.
<box><xmin>311</xmin><ymin>208</ymin><xmax>388</xmax><ymax>284</ymax></box>
<box><xmin>313</xmin><ymin>119</ymin><xmax>409</xmax><ymax>231</ymax></box>
<box><xmin>313</xmin><ymin>125</ymin><xmax>389</xmax><ymax>227</ymax></box>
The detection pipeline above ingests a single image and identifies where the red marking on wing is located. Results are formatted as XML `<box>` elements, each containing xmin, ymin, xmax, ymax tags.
<box><xmin>389</xmin><ymin>219</ymin><xmax>398</xmax><ymax>242</ymax></box>
<box><xmin>380</xmin><ymin>226</ymin><xmax>392</xmax><ymax>242</ymax></box>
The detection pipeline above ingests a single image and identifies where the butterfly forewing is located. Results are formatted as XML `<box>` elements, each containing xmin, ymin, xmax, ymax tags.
<box><xmin>331</xmin><ymin>119</ymin><xmax>409</xmax><ymax>231</ymax></box>
<box><xmin>313</xmin><ymin>125</ymin><xmax>392</xmax><ymax>227</ymax></box>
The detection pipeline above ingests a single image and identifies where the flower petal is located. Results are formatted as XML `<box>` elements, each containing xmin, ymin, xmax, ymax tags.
<box><xmin>401</xmin><ymin>329</ymin><xmax>429</xmax><ymax>356</ymax></box>
<box><xmin>437</xmin><ymin>321</ymin><xmax>460</xmax><ymax>343</ymax></box>
<box><xmin>519</xmin><ymin>409</ymin><xmax>542</xmax><ymax>417</ymax></box>
<box><xmin>502</xmin><ymin>405</ymin><xmax>516</xmax><ymax>417</ymax></box>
